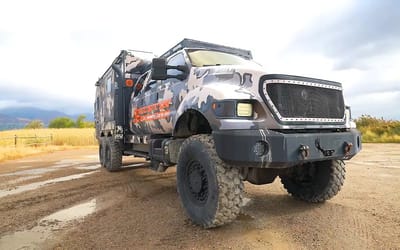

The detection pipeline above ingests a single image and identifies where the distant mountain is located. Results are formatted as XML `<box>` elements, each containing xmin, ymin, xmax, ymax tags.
<box><xmin>0</xmin><ymin>107</ymin><xmax>93</xmax><ymax>131</ymax></box>
<box><xmin>0</xmin><ymin>113</ymin><xmax>30</xmax><ymax>130</ymax></box>
<box><xmin>0</xmin><ymin>107</ymin><xmax>68</xmax><ymax>124</ymax></box>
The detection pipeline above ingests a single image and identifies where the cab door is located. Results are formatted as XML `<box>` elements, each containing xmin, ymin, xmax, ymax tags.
<box><xmin>156</xmin><ymin>52</ymin><xmax>189</xmax><ymax>131</ymax></box>
<box><xmin>131</xmin><ymin>52</ymin><xmax>189</xmax><ymax>135</ymax></box>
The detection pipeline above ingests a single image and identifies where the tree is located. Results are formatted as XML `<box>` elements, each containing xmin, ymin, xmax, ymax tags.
<box><xmin>48</xmin><ymin>117</ymin><xmax>75</xmax><ymax>128</ymax></box>
<box><xmin>25</xmin><ymin>119</ymin><xmax>44</xmax><ymax>129</ymax></box>
<box><xmin>75</xmin><ymin>115</ymin><xmax>86</xmax><ymax>128</ymax></box>
<box><xmin>75</xmin><ymin>115</ymin><xmax>95</xmax><ymax>128</ymax></box>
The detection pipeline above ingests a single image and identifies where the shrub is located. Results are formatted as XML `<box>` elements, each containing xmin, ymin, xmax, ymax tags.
<box><xmin>25</xmin><ymin>120</ymin><xmax>44</xmax><ymax>129</ymax></box>
<box><xmin>48</xmin><ymin>117</ymin><xmax>75</xmax><ymax>128</ymax></box>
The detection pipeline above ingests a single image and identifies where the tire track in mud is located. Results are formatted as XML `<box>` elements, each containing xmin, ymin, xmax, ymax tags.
<box><xmin>350</xmin><ymin>214</ymin><xmax>372</xmax><ymax>249</ymax></box>
<box><xmin>303</xmin><ymin>203</ymin><xmax>379</xmax><ymax>249</ymax></box>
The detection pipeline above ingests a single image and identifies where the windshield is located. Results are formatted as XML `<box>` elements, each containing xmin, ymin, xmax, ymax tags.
<box><xmin>187</xmin><ymin>49</ymin><xmax>255</xmax><ymax>67</ymax></box>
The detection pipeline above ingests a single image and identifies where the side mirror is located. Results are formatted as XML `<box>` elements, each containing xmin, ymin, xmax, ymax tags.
<box><xmin>151</xmin><ymin>58</ymin><xmax>168</xmax><ymax>80</ymax></box>
<box><xmin>151</xmin><ymin>58</ymin><xmax>189</xmax><ymax>81</ymax></box>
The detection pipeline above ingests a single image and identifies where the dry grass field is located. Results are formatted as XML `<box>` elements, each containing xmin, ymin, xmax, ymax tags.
<box><xmin>0</xmin><ymin>128</ymin><xmax>97</xmax><ymax>162</ymax></box>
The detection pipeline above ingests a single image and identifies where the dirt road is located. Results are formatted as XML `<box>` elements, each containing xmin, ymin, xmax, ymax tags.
<box><xmin>0</xmin><ymin>144</ymin><xmax>399</xmax><ymax>249</ymax></box>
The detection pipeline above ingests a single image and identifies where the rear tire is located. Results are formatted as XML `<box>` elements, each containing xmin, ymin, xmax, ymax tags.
<box><xmin>280</xmin><ymin>160</ymin><xmax>345</xmax><ymax>203</ymax></box>
<box><xmin>177</xmin><ymin>134</ymin><xmax>244</xmax><ymax>228</ymax></box>
<box><xmin>104</xmin><ymin>138</ymin><xmax>122</xmax><ymax>172</ymax></box>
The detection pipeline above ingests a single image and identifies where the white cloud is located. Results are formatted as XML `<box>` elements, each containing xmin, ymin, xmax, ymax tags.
<box><xmin>349</xmin><ymin>91</ymin><xmax>400</xmax><ymax>119</ymax></box>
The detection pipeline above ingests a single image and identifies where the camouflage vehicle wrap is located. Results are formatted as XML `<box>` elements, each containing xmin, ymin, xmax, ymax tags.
<box><xmin>95</xmin><ymin>39</ymin><xmax>361</xmax><ymax>228</ymax></box>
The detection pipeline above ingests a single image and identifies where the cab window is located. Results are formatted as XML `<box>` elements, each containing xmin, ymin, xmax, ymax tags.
<box><xmin>167</xmin><ymin>53</ymin><xmax>186</xmax><ymax>76</ymax></box>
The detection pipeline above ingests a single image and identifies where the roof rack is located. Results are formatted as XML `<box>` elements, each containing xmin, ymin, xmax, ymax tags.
<box><xmin>112</xmin><ymin>50</ymin><xmax>155</xmax><ymax>65</ymax></box>
<box><xmin>160</xmin><ymin>38</ymin><xmax>253</xmax><ymax>60</ymax></box>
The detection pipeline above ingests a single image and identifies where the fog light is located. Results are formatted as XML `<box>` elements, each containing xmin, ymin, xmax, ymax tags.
<box><xmin>237</xmin><ymin>102</ymin><xmax>253</xmax><ymax>117</ymax></box>
<box><xmin>254</xmin><ymin>141</ymin><xmax>269</xmax><ymax>157</ymax></box>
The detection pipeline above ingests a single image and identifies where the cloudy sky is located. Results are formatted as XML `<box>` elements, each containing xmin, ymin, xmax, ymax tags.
<box><xmin>0</xmin><ymin>0</ymin><xmax>399</xmax><ymax>118</ymax></box>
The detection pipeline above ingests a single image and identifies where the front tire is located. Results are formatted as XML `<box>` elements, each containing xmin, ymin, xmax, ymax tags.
<box><xmin>104</xmin><ymin>138</ymin><xmax>122</xmax><ymax>172</ymax></box>
<box><xmin>280</xmin><ymin>160</ymin><xmax>345</xmax><ymax>203</ymax></box>
<box><xmin>177</xmin><ymin>134</ymin><xmax>244</xmax><ymax>228</ymax></box>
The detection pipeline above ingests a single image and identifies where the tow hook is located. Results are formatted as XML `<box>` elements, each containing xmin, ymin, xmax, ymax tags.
<box><xmin>343</xmin><ymin>141</ymin><xmax>353</xmax><ymax>156</ymax></box>
<box><xmin>315</xmin><ymin>138</ymin><xmax>335</xmax><ymax>157</ymax></box>
<box><xmin>299</xmin><ymin>145</ymin><xmax>310</xmax><ymax>159</ymax></box>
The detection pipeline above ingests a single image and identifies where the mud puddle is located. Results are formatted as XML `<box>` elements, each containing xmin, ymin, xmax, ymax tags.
<box><xmin>0</xmin><ymin>172</ymin><xmax>98</xmax><ymax>198</ymax></box>
<box><xmin>0</xmin><ymin>199</ymin><xmax>97</xmax><ymax>249</ymax></box>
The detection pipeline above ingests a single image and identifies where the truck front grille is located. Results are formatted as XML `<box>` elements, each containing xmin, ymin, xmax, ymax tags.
<box><xmin>260</xmin><ymin>77</ymin><xmax>345</xmax><ymax>123</ymax></box>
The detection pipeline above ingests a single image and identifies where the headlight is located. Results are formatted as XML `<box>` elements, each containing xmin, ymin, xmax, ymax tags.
<box><xmin>237</xmin><ymin>102</ymin><xmax>253</xmax><ymax>117</ymax></box>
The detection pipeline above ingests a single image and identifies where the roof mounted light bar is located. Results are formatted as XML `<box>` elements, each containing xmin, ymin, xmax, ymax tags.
<box><xmin>160</xmin><ymin>38</ymin><xmax>253</xmax><ymax>60</ymax></box>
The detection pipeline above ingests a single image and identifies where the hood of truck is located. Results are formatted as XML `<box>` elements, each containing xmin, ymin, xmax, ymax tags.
<box><xmin>187</xmin><ymin>65</ymin><xmax>347</xmax><ymax>130</ymax></box>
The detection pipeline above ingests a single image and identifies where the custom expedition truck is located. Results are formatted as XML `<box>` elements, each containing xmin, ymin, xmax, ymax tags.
<box><xmin>95</xmin><ymin>39</ymin><xmax>361</xmax><ymax>228</ymax></box>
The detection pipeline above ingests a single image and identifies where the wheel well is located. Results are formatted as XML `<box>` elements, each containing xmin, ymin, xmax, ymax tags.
<box><xmin>174</xmin><ymin>110</ymin><xmax>212</xmax><ymax>138</ymax></box>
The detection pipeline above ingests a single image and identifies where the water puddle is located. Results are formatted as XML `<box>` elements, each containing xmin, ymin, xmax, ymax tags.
<box><xmin>54</xmin><ymin>159</ymin><xmax>78</xmax><ymax>166</ymax></box>
<box><xmin>51</xmin><ymin>164</ymin><xmax>73</xmax><ymax>169</ymax></box>
<box><xmin>0</xmin><ymin>168</ymin><xmax>57</xmax><ymax>177</ymax></box>
<box><xmin>52</xmin><ymin>160</ymin><xmax>78</xmax><ymax>168</ymax></box>
<box><xmin>4</xmin><ymin>175</ymin><xmax>42</xmax><ymax>186</ymax></box>
<box><xmin>75</xmin><ymin>164</ymin><xmax>101</xmax><ymax>170</ymax></box>
<box><xmin>0</xmin><ymin>171</ymin><xmax>98</xmax><ymax>198</ymax></box>
<box><xmin>0</xmin><ymin>199</ymin><xmax>96</xmax><ymax>249</ymax></box>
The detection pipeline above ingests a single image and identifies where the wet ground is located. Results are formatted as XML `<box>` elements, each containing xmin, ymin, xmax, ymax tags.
<box><xmin>0</xmin><ymin>144</ymin><xmax>399</xmax><ymax>249</ymax></box>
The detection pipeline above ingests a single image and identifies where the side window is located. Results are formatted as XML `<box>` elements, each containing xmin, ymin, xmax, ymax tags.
<box><xmin>167</xmin><ymin>53</ymin><xmax>186</xmax><ymax>76</ymax></box>
<box><xmin>135</xmin><ymin>71</ymin><xmax>157</xmax><ymax>95</ymax></box>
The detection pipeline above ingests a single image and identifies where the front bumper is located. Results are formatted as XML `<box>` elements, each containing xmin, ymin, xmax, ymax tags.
<box><xmin>212</xmin><ymin>129</ymin><xmax>362</xmax><ymax>168</ymax></box>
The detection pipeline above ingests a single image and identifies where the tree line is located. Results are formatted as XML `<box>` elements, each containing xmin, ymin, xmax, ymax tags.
<box><xmin>354</xmin><ymin>115</ymin><xmax>400</xmax><ymax>143</ymax></box>
<box><xmin>25</xmin><ymin>115</ymin><xmax>94</xmax><ymax>129</ymax></box>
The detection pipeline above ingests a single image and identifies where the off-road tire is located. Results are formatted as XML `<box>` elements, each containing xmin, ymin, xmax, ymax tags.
<box><xmin>280</xmin><ymin>160</ymin><xmax>345</xmax><ymax>203</ymax></box>
<box><xmin>177</xmin><ymin>134</ymin><xmax>244</xmax><ymax>228</ymax></box>
<box><xmin>104</xmin><ymin>138</ymin><xmax>122</xmax><ymax>172</ymax></box>
<box><xmin>99</xmin><ymin>138</ymin><xmax>106</xmax><ymax>168</ymax></box>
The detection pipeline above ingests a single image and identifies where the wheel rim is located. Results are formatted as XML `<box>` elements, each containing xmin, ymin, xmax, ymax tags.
<box><xmin>186</xmin><ymin>160</ymin><xmax>208</xmax><ymax>205</ymax></box>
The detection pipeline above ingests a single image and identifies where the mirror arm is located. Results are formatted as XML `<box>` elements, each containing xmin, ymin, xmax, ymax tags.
<box><xmin>166</xmin><ymin>65</ymin><xmax>189</xmax><ymax>73</ymax></box>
